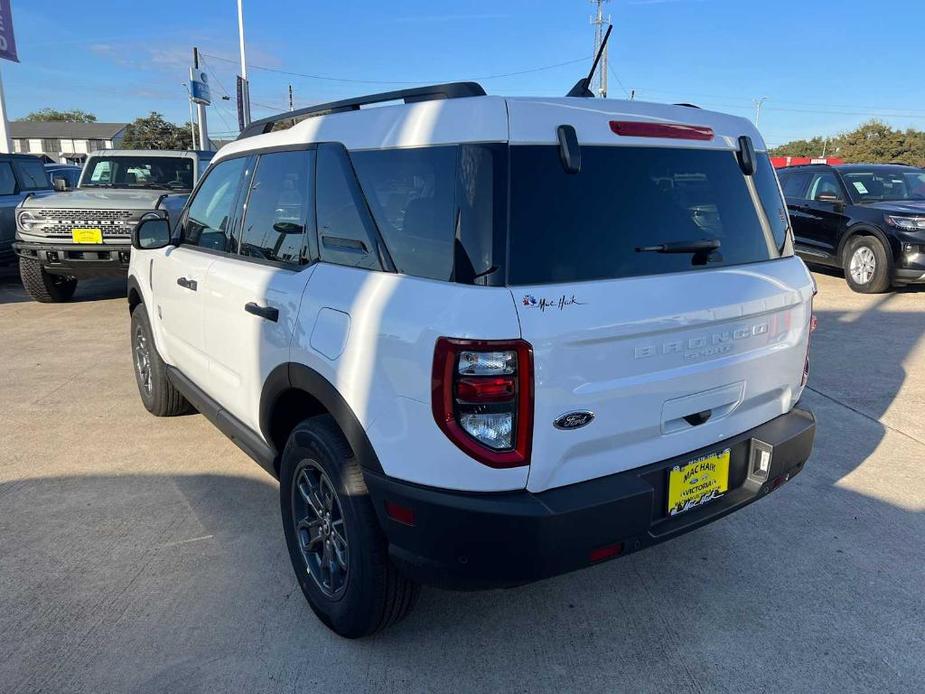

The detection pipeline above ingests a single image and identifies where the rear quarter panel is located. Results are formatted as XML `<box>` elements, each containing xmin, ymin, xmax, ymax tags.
<box><xmin>292</xmin><ymin>264</ymin><xmax>528</xmax><ymax>492</ymax></box>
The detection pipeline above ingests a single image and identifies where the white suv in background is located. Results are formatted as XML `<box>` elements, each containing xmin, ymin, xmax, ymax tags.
<box><xmin>127</xmin><ymin>82</ymin><xmax>817</xmax><ymax>638</ymax></box>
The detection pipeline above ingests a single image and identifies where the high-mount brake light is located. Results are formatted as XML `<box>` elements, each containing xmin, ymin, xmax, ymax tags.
<box><xmin>609</xmin><ymin>120</ymin><xmax>715</xmax><ymax>141</ymax></box>
<box><xmin>432</xmin><ymin>338</ymin><xmax>534</xmax><ymax>469</ymax></box>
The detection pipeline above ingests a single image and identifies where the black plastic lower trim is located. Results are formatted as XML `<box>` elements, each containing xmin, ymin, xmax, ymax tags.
<box><xmin>364</xmin><ymin>407</ymin><xmax>816</xmax><ymax>591</ymax></box>
<box><xmin>14</xmin><ymin>241</ymin><xmax>131</xmax><ymax>278</ymax></box>
<box><xmin>894</xmin><ymin>268</ymin><xmax>925</xmax><ymax>283</ymax></box>
<box><xmin>166</xmin><ymin>366</ymin><xmax>278</xmax><ymax>475</ymax></box>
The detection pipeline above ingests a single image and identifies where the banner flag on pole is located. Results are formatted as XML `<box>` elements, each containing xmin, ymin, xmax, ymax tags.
<box><xmin>0</xmin><ymin>0</ymin><xmax>18</xmax><ymax>63</ymax></box>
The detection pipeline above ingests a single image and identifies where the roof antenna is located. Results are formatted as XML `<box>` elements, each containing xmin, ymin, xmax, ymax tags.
<box><xmin>566</xmin><ymin>24</ymin><xmax>613</xmax><ymax>98</ymax></box>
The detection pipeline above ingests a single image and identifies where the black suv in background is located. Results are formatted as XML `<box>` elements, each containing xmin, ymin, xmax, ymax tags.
<box><xmin>0</xmin><ymin>154</ymin><xmax>52</xmax><ymax>265</ymax></box>
<box><xmin>777</xmin><ymin>163</ymin><xmax>925</xmax><ymax>292</ymax></box>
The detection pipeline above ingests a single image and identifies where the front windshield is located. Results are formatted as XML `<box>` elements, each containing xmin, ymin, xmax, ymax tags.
<box><xmin>842</xmin><ymin>168</ymin><xmax>925</xmax><ymax>202</ymax></box>
<box><xmin>81</xmin><ymin>156</ymin><xmax>194</xmax><ymax>191</ymax></box>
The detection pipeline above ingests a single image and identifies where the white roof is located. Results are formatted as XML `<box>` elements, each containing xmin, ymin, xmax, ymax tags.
<box><xmin>214</xmin><ymin>95</ymin><xmax>766</xmax><ymax>161</ymax></box>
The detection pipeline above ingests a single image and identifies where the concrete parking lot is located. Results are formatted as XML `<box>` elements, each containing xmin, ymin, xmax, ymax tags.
<box><xmin>0</xmin><ymin>265</ymin><xmax>923</xmax><ymax>693</ymax></box>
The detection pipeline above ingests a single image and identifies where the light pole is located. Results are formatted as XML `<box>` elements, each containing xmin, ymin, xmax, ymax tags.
<box><xmin>181</xmin><ymin>83</ymin><xmax>197</xmax><ymax>150</ymax></box>
<box><xmin>237</xmin><ymin>0</ymin><xmax>251</xmax><ymax>127</ymax></box>
<box><xmin>753</xmin><ymin>96</ymin><xmax>768</xmax><ymax>127</ymax></box>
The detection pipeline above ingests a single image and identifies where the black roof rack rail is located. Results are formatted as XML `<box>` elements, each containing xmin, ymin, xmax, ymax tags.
<box><xmin>237</xmin><ymin>81</ymin><xmax>487</xmax><ymax>139</ymax></box>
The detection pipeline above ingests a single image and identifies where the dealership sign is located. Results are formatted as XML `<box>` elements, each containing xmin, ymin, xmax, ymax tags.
<box><xmin>0</xmin><ymin>0</ymin><xmax>18</xmax><ymax>63</ymax></box>
<box><xmin>189</xmin><ymin>68</ymin><xmax>211</xmax><ymax>105</ymax></box>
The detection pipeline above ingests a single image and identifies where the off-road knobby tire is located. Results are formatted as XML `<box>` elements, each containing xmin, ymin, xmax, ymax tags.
<box><xmin>280</xmin><ymin>415</ymin><xmax>420</xmax><ymax>638</ymax></box>
<box><xmin>19</xmin><ymin>257</ymin><xmax>77</xmax><ymax>302</ymax></box>
<box><xmin>130</xmin><ymin>305</ymin><xmax>191</xmax><ymax>416</ymax></box>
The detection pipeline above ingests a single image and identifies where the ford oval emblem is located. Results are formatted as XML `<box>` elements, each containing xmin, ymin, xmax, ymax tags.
<box><xmin>554</xmin><ymin>411</ymin><xmax>595</xmax><ymax>430</ymax></box>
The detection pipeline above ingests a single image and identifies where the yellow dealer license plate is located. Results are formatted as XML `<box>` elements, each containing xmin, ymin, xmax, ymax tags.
<box><xmin>72</xmin><ymin>228</ymin><xmax>102</xmax><ymax>244</ymax></box>
<box><xmin>667</xmin><ymin>448</ymin><xmax>731</xmax><ymax>516</ymax></box>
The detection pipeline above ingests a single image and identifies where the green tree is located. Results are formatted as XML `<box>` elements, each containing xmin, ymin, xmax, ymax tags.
<box><xmin>771</xmin><ymin>120</ymin><xmax>925</xmax><ymax>167</ymax></box>
<box><xmin>23</xmin><ymin>108</ymin><xmax>96</xmax><ymax>123</ymax></box>
<box><xmin>121</xmin><ymin>112</ymin><xmax>193</xmax><ymax>150</ymax></box>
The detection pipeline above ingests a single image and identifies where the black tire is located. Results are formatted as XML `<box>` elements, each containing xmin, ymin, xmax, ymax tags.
<box><xmin>843</xmin><ymin>235</ymin><xmax>892</xmax><ymax>294</ymax></box>
<box><xmin>130</xmin><ymin>305</ymin><xmax>191</xmax><ymax>416</ymax></box>
<box><xmin>280</xmin><ymin>415</ymin><xmax>420</xmax><ymax>638</ymax></box>
<box><xmin>19</xmin><ymin>257</ymin><xmax>77</xmax><ymax>303</ymax></box>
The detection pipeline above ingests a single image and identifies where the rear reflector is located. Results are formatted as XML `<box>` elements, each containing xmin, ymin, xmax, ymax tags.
<box><xmin>385</xmin><ymin>501</ymin><xmax>415</xmax><ymax>527</ymax></box>
<box><xmin>589</xmin><ymin>543</ymin><xmax>624</xmax><ymax>563</ymax></box>
<box><xmin>609</xmin><ymin>120</ymin><xmax>714</xmax><ymax>141</ymax></box>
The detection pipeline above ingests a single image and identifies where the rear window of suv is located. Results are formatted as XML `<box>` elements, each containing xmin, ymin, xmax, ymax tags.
<box><xmin>506</xmin><ymin>146</ymin><xmax>787</xmax><ymax>285</ymax></box>
<box><xmin>348</xmin><ymin>144</ymin><xmax>788</xmax><ymax>286</ymax></box>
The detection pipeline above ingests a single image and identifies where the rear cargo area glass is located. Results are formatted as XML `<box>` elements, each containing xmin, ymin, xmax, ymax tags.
<box><xmin>507</xmin><ymin>146</ymin><xmax>784</xmax><ymax>285</ymax></box>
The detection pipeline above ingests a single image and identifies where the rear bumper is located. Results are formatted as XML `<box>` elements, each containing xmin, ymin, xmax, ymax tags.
<box><xmin>14</xmin><ymin>241</ymin><xmax>131</xmax><ymax>278</ymax></box>
<box><xmin>365</xmin><ymin>407</ymin><xmax>816</xmax><ymax>590</ymax></box>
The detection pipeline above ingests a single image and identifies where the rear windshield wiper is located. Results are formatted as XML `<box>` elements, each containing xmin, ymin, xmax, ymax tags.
<box><xmin>636</xmin><ymin>239</ymin><xmax>721</xmax><ymax>254</ymax></box>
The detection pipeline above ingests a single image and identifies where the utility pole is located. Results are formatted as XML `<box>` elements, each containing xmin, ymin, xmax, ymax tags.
<box><xmin>181</xmin><ymin>83</ymin><xmax>197</xmax><ymax>149</ymax></box>
<box><xmin>193</xmin><ymin>47</ymin><xmax>209</xmax><ymax>149</ymax></box>
<box><xmin>590</xmin><ymin>0</ymin><xmax>611</xmax><ymax>98</ymax></box>
<box><xmin>288</xmin><ymin>84</ymin><xmax>293</xmax><ymax>112</ymax></box>
<box><xmin>753</xmin><ymin>96</ymin><xmax>768</xmax><ymax>127</ymax></box>
<box><xmin>237</xmin><ymin>0</ymin><xmax>251</xmax><ymax>127</ymax></box>
<box><xmin>0</xmin><ymin>68</ymin><xmax>11</xmax><ymax>153</ymax></box>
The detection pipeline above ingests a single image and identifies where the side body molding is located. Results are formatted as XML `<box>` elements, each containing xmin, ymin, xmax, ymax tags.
<box><xmin>259</xmin><ymin>362</ymin><xmax>385</xmax><ymax>477</ymax></box>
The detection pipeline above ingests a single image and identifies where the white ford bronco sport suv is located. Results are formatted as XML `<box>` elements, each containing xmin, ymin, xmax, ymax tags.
<box><xmin>127</xmin><ymin>82</ymin><xmax>817</xmax><ymax>638</ymax></box>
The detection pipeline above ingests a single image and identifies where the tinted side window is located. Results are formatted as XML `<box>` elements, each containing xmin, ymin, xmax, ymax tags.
<box><xmin>781</xmin><ymin>171</ymin><xmax>811</xmax><ymax>199</ymax></box>
<box><xmin>807</xmin><ymin>172</ymin><xmax>842</xmax><ymax>201</ymax></box>
<box><xmin>15</xmin><ymin>159</ymin><xmax>50</xmax><ymax>190</ymax></box>
<box><xmin>352</xmin><ymin>147</ymin><xmax>457</xmax><ymax>280</ymax></box>
<box><xmin>239</xmin><ymin>150</ymin><xmax>314</xmax><ymax>265</ymax></box>
<box><xmin>316</xmin><ymin>144</ymin><xmax>382</xmax><ymax>271</ymax></box>
<box><xmin>183</xmin><ymin>157</ymin><xmax>247</xmax><ymax>251</ymax></box>
<box><xmin>0</xmin><ymin>163</ymin><xmax>16</xmax><ymax>195</ymax></box>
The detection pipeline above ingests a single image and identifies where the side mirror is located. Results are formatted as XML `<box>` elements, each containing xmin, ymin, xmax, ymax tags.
<box><xmin>53</xmin><ymin>177</ymin><xmax>69</xmax><ymax>192</ymax></box>
<box><xmin>815</xmin><ymin>192</ymin><xmax>842</xmax><ymax>204</ymax></box>
<box><xmin>132</xmin><ymin>217</ymin><xmax>172</xmax><ymax>250</ymax></box>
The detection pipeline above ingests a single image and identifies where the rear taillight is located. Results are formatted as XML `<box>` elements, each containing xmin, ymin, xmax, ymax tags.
<box><xmin>432</xmin><ymin>338</ymin><xmax>533</xmax><ymax>468</ymax></box>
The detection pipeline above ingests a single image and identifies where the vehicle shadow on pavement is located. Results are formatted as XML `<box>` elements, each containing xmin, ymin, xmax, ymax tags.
<box><xmin>0</xmin><ymin>264</ymin><xmax>126</xmax><ymax>305</ymax></box>
<box><xmin>2</xmin><ymin>418</ymin><xmax>922</xmax><ymax>694</ymax></box>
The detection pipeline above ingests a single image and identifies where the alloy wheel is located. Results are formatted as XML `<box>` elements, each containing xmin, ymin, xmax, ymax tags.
<box><xmin>134</xmin><ymin>327</ymin><xmax>152</xmax><ymax>395</ymax></box>
<box><xmin>849</xmin><ymin>246</ymin><xmax>876</xmax><ymax>285</ymax></box>
<box><xmin>292</xmin><ymin>460</ymin><xmax>349</xmax><ymax>598</ymax></box>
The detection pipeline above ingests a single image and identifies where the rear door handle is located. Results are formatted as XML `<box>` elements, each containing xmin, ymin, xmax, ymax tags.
<box><xmin>245</xmin><ymin>302</ymin><xmax>279</xmax><ymax>322</ymax></box>
<box><xmin>176</xmin><ymin>277</ymin><xmax>197</xmax><ymax>291</ymax></box>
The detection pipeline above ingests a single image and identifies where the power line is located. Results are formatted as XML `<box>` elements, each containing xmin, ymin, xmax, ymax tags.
<box><xmin>197</xmin><ymin>56</ymin><xmax>237</xmax><ymax>136</ymax></box>
<box><xmin>199</xmin><ymin>51</ymin><xmax>591</xmax><ymax>85</ymax></box>
<box><xmin>607</xmin><ymin>64</ymin><xmax>630</xmax><ymax>99</ymax></box>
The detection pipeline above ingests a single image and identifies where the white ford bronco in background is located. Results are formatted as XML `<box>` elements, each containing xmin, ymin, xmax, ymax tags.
<box><xmin>14</xmin><ymin>149</ymin><xmax>211</xmax><ymax>302</ymax></box>
<box><xmin>126</xmin><ymin>81</ymin><xmax>817</xmax><ymax>638</ymax></box>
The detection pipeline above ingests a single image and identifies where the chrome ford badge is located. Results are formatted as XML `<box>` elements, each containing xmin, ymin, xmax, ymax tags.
<box><xmin>553</xmin><ymin>411</ymin><xmax>595</xmax><ymax>430</ymax></box>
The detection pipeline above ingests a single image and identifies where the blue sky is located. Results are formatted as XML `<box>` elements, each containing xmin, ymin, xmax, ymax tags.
<box><xmin>4</xmin><ymin>0</ymin><xmax>925</xmax><ymax>148</ymax></box>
